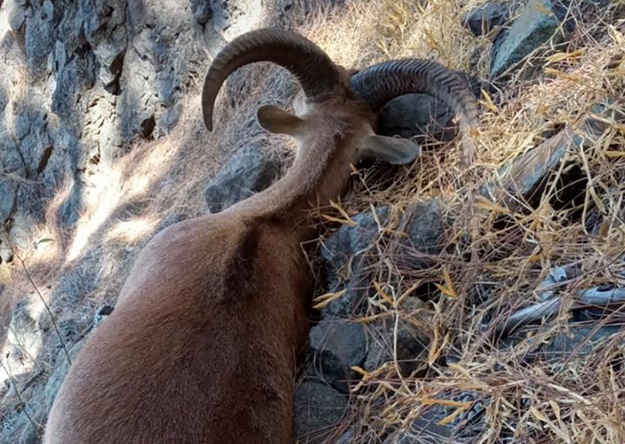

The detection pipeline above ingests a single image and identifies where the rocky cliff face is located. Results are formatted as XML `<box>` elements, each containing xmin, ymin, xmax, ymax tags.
<box><xmin>0</xmin><ymin>0</ymin><xmax>224</xmax><ymax>258</ymax></box>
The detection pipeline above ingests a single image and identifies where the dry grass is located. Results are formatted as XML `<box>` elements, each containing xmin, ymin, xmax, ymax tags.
<box><xmin>301</xmin><ymin>0</ymin><xmax>625</xmax><ymax>442</ymax></box>
<box><xmin>1</xmin><ymin>0</ymin><xmax>624</xmax><ymax>442</ymax></box>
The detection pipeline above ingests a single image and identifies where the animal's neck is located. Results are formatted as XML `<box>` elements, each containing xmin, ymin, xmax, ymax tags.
<box><xmin>234</xmin><ymin>126</ymin><xmax>355</xmax><ymax>235</ymax></box>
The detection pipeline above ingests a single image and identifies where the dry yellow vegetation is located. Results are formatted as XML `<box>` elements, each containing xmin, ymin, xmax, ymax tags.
<box><xmin>1</xmin><ymin>0</ymin><xmax>624</xmax><ymax>442</ymax></box>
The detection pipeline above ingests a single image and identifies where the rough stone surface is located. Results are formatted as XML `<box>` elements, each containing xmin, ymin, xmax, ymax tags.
<box><xmin>364</xmin><ymin>318</ymin><xmax>430</xmax><ymax>376</ymax></box>
<box><xmin>490</xmin><ymin>0</ymin><xmax>563</xmax><ymax>79</ymax></box>
<box><xmin>309</xmin><ymin>320</ymin><xmax>368</xmax><ymax>393</ymax></box>
<box><xmin>294</xmin><ymin>380</ymin><xmax>348</xmax><ymax>444</ymax></box>
<box><xmin>383</xmin><ymin>405</ymin><xmax>453</xmax><ymax>443</ymax></box>
<box><xmin>399</xmin><ymin>199</ymin><xmax>445</xmax><ymax>269</ymax></box>
<box><xmin>537</xmin><ymin>325</ymin><xmax>622</xmax><ymax>360</ymax></box>
<box><xmin>0</xmin><ymin>0</ymin><xmax>211</xmax><ymax>276</ymax></box>
<box><xmin>334</xmin><ymin>427</ymin><xmax>357</xmax><ymax>443</ymax></box>
<box><xmin>481</xmin><ymin>127</ymin><xmax>579</xmax><ymax>210</ymax></box>
<box><xmin>204</xmin><ymin>144</ymin><xmax>282</xmax><ymax>213</ymax></box>
<box><xmin>462</xmin><ymin>1</ymin><xmax>520</xmax><ymax>37</ymax></box>
<box><xmin>320</xmin><ymin>207</ymin><xmax>390</xmax><ymax>318</ymax></box>
<box><xmin>482</xmin><ymin>100</ymin><xmax>625</xmax><ymax>215</ymax></box>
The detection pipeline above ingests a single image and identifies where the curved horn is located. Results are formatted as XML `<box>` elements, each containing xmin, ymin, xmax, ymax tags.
<box><xmin>202</xmin><ymin>28</ymin><xmax>342</xmax><ymax>131</ymax></box>
<box><xmin>349</xmin><ymin>59</ymin><xmax>479</xmax><ymax>135</ymax></box>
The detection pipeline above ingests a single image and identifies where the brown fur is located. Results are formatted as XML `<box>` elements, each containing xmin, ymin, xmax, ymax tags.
<box><xmin>43</xmin><ymin>70</ymin><xmax>378</xmax><ymax>443</ymax></box>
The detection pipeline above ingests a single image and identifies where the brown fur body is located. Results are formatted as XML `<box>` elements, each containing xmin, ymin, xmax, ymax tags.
<box><xmin>44</xmin><ymin>92</ymin><xmax>376</xmax><ymax>443</ymax></box>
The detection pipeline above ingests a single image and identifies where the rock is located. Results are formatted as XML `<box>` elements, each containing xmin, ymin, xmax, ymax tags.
<box><xmin>319</xmin><ymin>207</ymin><xmax>390</xmax><ymax>318</ymax></box>
<box><xmin>204</xmin><ymin>145</ymin><xmax>282</xmax><ymax>213</ymax></box>
<box><xmin>462</xmin><ymin>1</ymin><xmax>520</xmax><ymax>37</ymax></box>
<box><xmin>0</xmin><ymin>245</ymin><xmax>14</xmax><ymax>264</ymax></box>
<box><xmin>6</xmin><ymin>0</ymin><xmax>27</xmax><ymax>31</ymax></box>
<box><xmin>309</xmin><ymin>320</ymin><xmax>368</xmax><ymax>393</ymax></box>
<box><xmin>318</xmin><ymin>201</ymin><xmax>444</xmax><ymax>319</ymax></box>
<box><xmin>334</xmin><ymin>427</ymin><xmax>357</xmax><ymax>443</ymax></box>
<box><xmin>364</xmin><ymin>318</ymin><xmax>429</xmax><ymax>376</ymax></box>
<box><xmin>210</xmin><ymin>0</ymin><xmax>266</xmax><ymax>40</ymax></box>
<box><xmin>0</xmin><ymin>145</ymin><xmax>26</xmax><ymax>225</ymax></box>
<box><xmin>483</xmin><ymin>101</ymin><xmax>624</xmax><ymax>217</ymax></box>
<box><xmin>539</xmin><ymin>326</ymin><xmax>622</xmax><ymax>360</ymax></box>
<box><xmin>0</xmin><ymin>179</ymin><xmax>18</xmax><ymax>225</ymax></box>
<box><xmin>383</xmin><ymin>405</ymin><xmax>453</xmax><ymax>443</ymax></box>
<box><xmin>190</xmin><ymin>0</ymin><xmax>213</xmax><ymax>25</ymax></box>
<box><xmin>490</xmin><ymin>0</ymin><xmax>563</xmax><ymax>79</ymax></box>
<box><xmin>294</xmin><ymin>380</ymin><xmax>348</xmax><ymax>444</ymax></box>
<box><xmin>399</xmin><ymin>199</ymin><xmax>445</xmax><ymax>269</ymax></box>
<box><xmin>481</xmin><ymin>127</ymin><xmax>581</xmax><ymax>210</ymax></box>
<box><xmin>490</xmin><ymin>284</ymin><xmax>625</xmax><ymax>340</ymax></box>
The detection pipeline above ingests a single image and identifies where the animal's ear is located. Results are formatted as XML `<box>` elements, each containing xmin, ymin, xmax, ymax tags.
<box><xmin>358</xmin><ymin>135</ymin><xmax>421</xmax><ymax>165</ymax></box>
<box><xmin>257</xmin><ymin>105</ymin><xmax>304</xmax><ymax>136</ymax></box>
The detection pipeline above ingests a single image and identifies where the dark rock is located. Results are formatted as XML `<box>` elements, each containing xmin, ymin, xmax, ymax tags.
<box><xmin>335</xmin><ymin>427</ymin><xmax>357</xmax><ymax>444</ymax></box>
<box><xmin>294</xmin><ymin>380</ymin><xmax>348</xmax><ymax>444</ymax></box>
<box><xmin>190</xmin><ymin>0</ymin><xmax>213</xmax><ymax>25</ymax></box>
<box><xmin>581</xmin><ymin>100</ymin><xmax>625</xmax><ymax>146</ymax></box>
<box><xmin>462</xmin><ymin>1</ymin><xmax>520</xmax><ymax>37</ymax></box>
<box><xmin>0</xmin><ymin>243</ymin><xmax>14</xmax><ymax>264</ymax></box>
<box><xmin>309</xmin><ymin>320</ymin><xmax>368</xmax><ymax>393</ymax></box>
<box><xmin>383</xmin><ymin>405</ymin><xmax>453</xmax><ymax>443</ymax></box>
<box><xmin>0</xmin><ymin>177</ymin><xmax>19</xmax><ymax>224</ymax></box>
<box><xmin>481</xmin><ymin>127</ymin><xmax>581</xmax><ymax>211</ymax></box>
<box><xmin>6</xmin><ymin>0</ymin><xmax>27</xmax><ymax>31</ymax></box>
<box><xmin>535</xmin><ymin>325</ymin><xmax>622</xmax><ymax>361</ymax></box>
<box><xmin>536</xmin><ymin>264</ymin><xmax>580</xmax><ymax>301</ymax></box>
<box><xmin>322</xmin><ymin>207</ymin><xmax>389</xmax><ymax>272</ymax></box>
<box><xmin>399</xmin><ymin>199</ymin><xmax>445</xmax><ymax>269</ymax></box>
<box><xmin>320</xmin><ymin>207</ymin><xmax>389</xmax><ymax>318</ymax></box>
<box><xmin>490</xmin><ymin>0</ymin><xmax>563</xmax><ymax>79</ymax></box>
<box><xmin>204</xmin><ymin>145</ymin><xmax>282</xmax><ymax>213</ymax></box>
<box><xmin>24</xmin><ymin>0</ymin><xmax>60</xmax><ymax>77</ymax></box>
<box><xmin>491</xmin><ymin>284</ymin><xmax>625</xmax><ymax>340</ymax></box>
<box><xmin>319</xmin><ymin>201</ymin><xmax>444</xmax><ymax>319</ymax></box>
<box><xmin>364</xmin><ymin>318</ymin><xmax>429</xmax><ymax>376</ymax></box>
<box><xmin>94</xmin><ymin>304</ymin><xmax>115</xmax><ymax>325</ymax></box>
<box><xmin>483</xmin><ymin>101</ymin><xmax>624</xmax><ymax>218</ymax></box>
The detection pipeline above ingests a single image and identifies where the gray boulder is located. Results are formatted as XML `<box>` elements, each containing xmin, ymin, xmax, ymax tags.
<box><xmin>294</xmin><ymin>380</ymin><xmax>348</xmax><ymax>444</ymax></box>
<box><xmin>320</xmin><ymin>207</ymin><xmax>389</xmax><ymax>318</ymax></box>
<box><xmin>481</xmin><ymin>127</ymin><xmax>579</xmax><ymax>210</ymax></box>
<box><xmin>399</xmin><ymin>199</ymin><xmax>445</xmax><ymax>270</ymax></box>
<box><xmin>309</xmin><ymin>320</ymin><xmax>368</xmax><ymax>393</ymax></box>
<box><xmin>462</xmin><ymin>1</ymin><xmax>521</xmax><ymax>37</ymax></box>
<box><xmin>364</xmin><ymin>318</ymin><xmax>430</xmax><ymax>376</ymax></box>
<box><xmin>383</xmin><ymin>405</ymin><xmax>454</xmax><ymax>443</ymax></box>
<box><xmin>537</xmin><ymin>325</ymin><xmax>622</xmax><ymax>361</ymax></box>
<box><xmin>204</xmin><ymin>145</ymin><xmax>282</xmax><ymax>213</ymax></box>
<box><xmin>490</xmin><ymin>0</ymin><xmax>563</xmax><ymax>79</ymax></box>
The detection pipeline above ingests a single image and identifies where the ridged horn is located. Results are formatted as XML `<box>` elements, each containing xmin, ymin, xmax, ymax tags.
<box><xmin>202</xmin><ymin>28</ymin><xmax>342</xmax><ymax>132</ymax></box>
<box><xmin>349</xmin><ymin>59</ymin><xmax>479</xmax><ymax>135</ymax></box>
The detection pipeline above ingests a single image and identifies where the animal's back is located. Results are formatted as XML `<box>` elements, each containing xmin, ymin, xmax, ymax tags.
<box><xmin>44</xmin><ymin>214</ymin><xmax>311</xmax><ymax>444</ymax></box>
